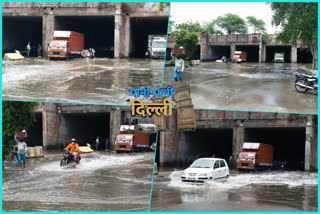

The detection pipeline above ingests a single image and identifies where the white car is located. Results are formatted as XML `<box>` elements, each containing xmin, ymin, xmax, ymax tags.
<box><xmin>181</xmin><ymin>158</ymin><xmax>229</xmax><ymax>183</ymax></box>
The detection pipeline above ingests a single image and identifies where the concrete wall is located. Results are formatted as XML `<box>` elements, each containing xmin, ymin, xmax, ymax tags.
<box><xmin>199</xmin><ymin>33</ymin><xmax>299</xmax><ymax>62</ymax></box>
<box><xmin>159</xmin><ymin>110</ymin><xmax>318</xmax><ymax>171</ymax></box>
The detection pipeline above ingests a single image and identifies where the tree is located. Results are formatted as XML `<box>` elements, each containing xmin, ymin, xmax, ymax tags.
<box><xmin>215</xmin><ymin>13</ymin><xmax>248</xmax><ymax>34</ymax></box>
<box><xmin>269</xmin><ymin>2</ymin><xmax>318</xmax><ymax>69</ymax></box>
<box><xmin>171</xmin><ymin>21</ymin><xmax>200</xmax><ymax>58</ymax></box>
<box><xmin>201</xmin><ymin>21</ymin><xmax>222</xmax><ymax>35</ymax></box>
<box><xmin>158</xmin><ymin>2</ymin><xmax>170</xmax><ymax>12</ymax></box>
<box><xmin>246</xmin><ymin>16</ymin><xmax>266</xmax><ymax>34</ymax></box>
<box><xmin>2</xmin><ymin>101</ymin><xmax>39</xmax><ymax>157</ymax></box>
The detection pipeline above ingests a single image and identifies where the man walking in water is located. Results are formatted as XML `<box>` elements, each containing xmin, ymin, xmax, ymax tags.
<box><xmin>95</xmin><ymin>136</ymin><xmax>100</xmax><ymax>151</ymax></box>
<box><xmin>170</xmin><ymin>50</ymin><xmax>185</xmax><ymax>81</ymax></box>
<box><xmin>15</xmin><ymin>130</ymin><xmax>28</xmax><ymax>168</ymax></box>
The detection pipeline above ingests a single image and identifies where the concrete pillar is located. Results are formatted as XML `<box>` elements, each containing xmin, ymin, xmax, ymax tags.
<box><xmin>305</xmin><ymin>115</ymin><xmax>317</xmax><ymax>171</ymax></box>
<box><xmin>42</xmin><ymin>103</ymin><xmax>61</xmax><ymax>149</ymax></box>
<box><xmin>259</xmin><ymin>42</ymin><xmax>263</xmax><ymax>63</ymax></box>
<box><xmin>232</xmin><ymin>124</ymin><xmax>244</xmax><ymax>169</ymax></box>
<box><xmin>291</xmin><ymin>45</ymin><xmax>297</xmax><ymax>63</ymax></box>
<box><xmin>230</xmin><ymin>43</ymin><xmax>235</xmax><ymax>60</ymax></box>
<box><xmin>262</xmin><ymin>45</ymin><xmax>267</xmax><ymax>62</ymax></box>
<box><xmin>109</xmin><ymin>107</ymin><xmax>121</xmax><ymax>149</ymax></box>
<box><xmin>200</xmin><ymin>34</ymin><xmax>209</xmax><ymax>61</ymax></box>
<box><xmin>42</xmin><ymin>13</ymin><xmax>54</xmax><ymax>58</ymax></box>
<box><xmin>114</xmin><ymin>5</ymin><xmax>130</xmax><ymax>58</ymax></box>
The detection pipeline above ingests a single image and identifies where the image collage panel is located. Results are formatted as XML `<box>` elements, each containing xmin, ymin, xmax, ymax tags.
<box><xmin>1</xmin><ymin>1</ymin><xmax>318</xmax><ymax>213</ymax></box>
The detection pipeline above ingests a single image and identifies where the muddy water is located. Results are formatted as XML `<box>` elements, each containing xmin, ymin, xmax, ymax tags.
<box><xmin>2</xmin><ymin>58</ymin><xmax>164</xmax><ymax>104</ymax></box>
<box><xmin>3</xmin><ymin>152</ymin><xmax>154</xmax><ymax>212</ymax></box>
<box><xmin>164</xmin><ymin>62</ymin><xmax>317</xmax><ymax>113</ymax></box>
<box><xmin>151</xmin><ymin>170</ymin><xmax>318</xmax><ymax>211</ymax></box>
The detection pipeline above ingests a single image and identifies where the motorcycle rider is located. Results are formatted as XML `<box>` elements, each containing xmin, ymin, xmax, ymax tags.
<box><xmin>64</xmin><ymin>138</ymin><xmax>79</xmax><ymax>167</ymax></box>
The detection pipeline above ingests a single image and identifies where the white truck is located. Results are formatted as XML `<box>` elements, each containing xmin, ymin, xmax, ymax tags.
<box><xmin>149</xmin><ymin>37</ymin><xmax>166</xmax><ymax>58</ymax></box>
<box><xmin>274</xmin><ymin>52</ymin><xmax>285</xmax><ymax>63</ymax></box>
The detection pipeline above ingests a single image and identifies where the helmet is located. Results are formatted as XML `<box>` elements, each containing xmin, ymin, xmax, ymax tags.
<box><xmin>22</xmin><ymin>130</ymin><xmax>26</xmax><ymax>132</ymax></box>
<box><xmin>71</xmin><ymin>138</ymin><xmax>76</xmax><ymax>143</ymax></box>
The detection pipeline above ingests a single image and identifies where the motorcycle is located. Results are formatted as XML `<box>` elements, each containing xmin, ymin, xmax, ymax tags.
<box><xmin>295</xmin><ymin>73</ymin><xmax>318</xmax><ymax>93</ymax></box>
<box><xmin>60</xmin><ymin>150</ymin><xmax>81</xmax><ymax>167</ymax></box>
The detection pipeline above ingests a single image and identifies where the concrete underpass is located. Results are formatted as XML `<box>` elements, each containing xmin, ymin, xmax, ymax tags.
<box><xmin>129</xmin><ymin>17</ymin><xmax>168</xmax><ymax>58</ymax></box>
<box><xmin>3</xmin><ymin>16</ymin><xmax>42</xmax><ymax>56</ymax></box>
<box><xmin>245</xmin><ymin>127</ymin><xmax>306</xmax><ymax>170</ymax></box>
<box><xmin>236</xmin><ymin>45</ymin><xmax>259</xmax><ymax>62</ymax></box>
<box><xmin>60</xmin><ymin>112</ymin><xmax>110</xmax><ymax>150</ymax></box>
<box><xmin>209</xmin><ymin>45</ymin><xmax>230</xmax><ymax>60</ymax></box>
<box><xmin>266</xmin><ymin>45</ymin><xmax>291</xmax><ymax>62</ymax></box>
<box><xmin>297</xmin><ymin>48</ymin><xmax>313</xmax><ymax>63</ymax></box>
<box><xmin>27</xmin><ymin>112</ymin><xmax>43</xmax><ymax>147</ymax></box>
<box><xmin>54</xmin><ymin>16</ymin><xmax>114</xmax><ymax>58</ymax></box>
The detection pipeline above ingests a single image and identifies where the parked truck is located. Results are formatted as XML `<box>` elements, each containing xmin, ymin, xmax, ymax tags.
<box><xmin>274</xmin><ymin>52</ymin><xmax>285</xmax><ymax>63</ymax></box>
<box><xmin>114</xmin><ymin>124</ymin><xmax>157</xmax><ymax>152</ymax></box>
<box><xmin>48</xmin><ymin>31</ymin><xmax>84</xmax><ymax>59</ymax></box>
<box><xmin>232</xmin><ymin>51</ymin><xmax>247</xmax><ymax>63</ymax></box>
<box><xmin>149</xmin><ymin>37</ymin><xmax>166</xmax><ymax>58</ymax></box>
<box><xmin>237</xmin><ymin>142</ymin><xmax>274</xmax><ymax>170</ymax></box>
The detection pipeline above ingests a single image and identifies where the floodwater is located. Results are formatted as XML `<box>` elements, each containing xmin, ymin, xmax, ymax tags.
<box><xmin>151</xmin><ymin>169</ymin><xmax>318</xmax><ymax>211</ymax></box>
<box><xmin>164</xmin><ymin>62</ymin><xmax>318</xmax><ymax>113</ymax></box>
<box><xmin>2</xmin><ymin>152</ymin><xmax>154</xmax><ymax>212</ymax></box>
<box><xmin>2</xmin><ymin>58</ymin><xmax>164</xmax><ymax>104</ymax></box>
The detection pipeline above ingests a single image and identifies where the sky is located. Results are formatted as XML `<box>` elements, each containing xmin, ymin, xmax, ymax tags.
<box><xmin>170</xmin><ymin>3</ymin><xmax>280</xmax><ymax>34</ymax></box>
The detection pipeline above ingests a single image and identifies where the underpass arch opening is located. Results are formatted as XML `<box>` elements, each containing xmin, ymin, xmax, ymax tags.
<box><xmin>27</xmin><ymin>112</ymin><xmax>43</xmax><ymax>147</ymax></box>
<box><xmin>60</xmin><ymin>112</ymin><xmax>110</xmax><ymax>150</ymax></box>
<box><xmin>3</xmin><ymin>16</ymin><xmax>42</xmax><ymax>57</ymax></box>
<box><xmin>54</xmin><ymin>16</ymin><xmax>115</xmax><ymax>58</ymax></box>
<box><xmin>297</xmin><ymin>48</ymin><xmax>313</xmax><ymax>63</ymax></box>
<box><xmin>244</xmin><ymin>127</ymin><xmax>306</xmax><ymax>170</ymax></box>
<box><xmin>209</xmin><ymin>45</ymin><xmax>230</xmax><ymax>61</ymax></box>
<box><xmin>178</xmin><ymin>128</ymin><xmax>233</xmax><ymax>168</ymax></box>
<box><xmin>265</xmin><ymin>45</ymin><xmax>292</xmax><ymax>63</ymax></box>
<box><xmin>129</xmin><ymin>16</ymin><xmax>169</xmax><ymax>58</ymax></box>
<box><xmin>235</xmin><ymin>45</ymin><xmax>259</xmax><ymax>62</ymax></box>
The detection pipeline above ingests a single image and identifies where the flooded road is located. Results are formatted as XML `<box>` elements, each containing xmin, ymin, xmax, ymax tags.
<box><xmin>3</xmin><ymin>58</ymin><xmax>163</xmax><ymax>104</ymax></box>
<box><xmin>3</xmin><ymin>152</ymin><xmax>154</xmax><ymax>212</ymax></box>
<box><xmin>151</xmin><ymin>169</ymin><xmax>318</xmax><ymax>211</ymax></box>
<box><xmin>164</xmin><ymin>62</ymin><xmax>317</xmax><ymax>113</ymax></box>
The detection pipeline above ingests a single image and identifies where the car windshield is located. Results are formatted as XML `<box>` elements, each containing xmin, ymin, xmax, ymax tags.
<box><xmin>190</xmin><ymin>159</ymin><xmax>214</xmax><ymax>168</ymax></box>
<box><xmin>152</xmin><ymin>41</ymin><xmax>166</xmax><ymax>48</ymax></box>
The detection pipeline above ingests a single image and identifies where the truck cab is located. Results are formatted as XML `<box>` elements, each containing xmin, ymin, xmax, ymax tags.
<box><xmin>114</xmin><ymin>134</ymin><xmax>135</xmax><ymax>152</ymax></box>
<box><xmin>232</xmin><ymin>51</ymin><xmax>247</xmax><ymax>63</ymax></box>
<box><xmin>150</xmin><ymin>37</ymin><xmax>166</xmax><ymax>58</ymax></box>
<box><xmin>237</xmin><ymin>142</ymin><xmax>274</xmax><ymax>170</ymax></box>
<box><xmin>274</xmin><ymin>52</ymin><xmax>284</xmax><ymax>63</ymax></box>
<box><xmin>48</xmin><ymin>40</ymin><xmax>69</xmax><ymax>58</ymax></box>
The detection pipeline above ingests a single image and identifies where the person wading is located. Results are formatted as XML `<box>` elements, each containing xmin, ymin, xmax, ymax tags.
<box><xmin>170</xmin><ymin>51</ymin><xmax>185</xmax><ymax>81</ymax></box>
<box><xmin>15</xmin><ymin>130</ymin><xmax>28</xmax><ymax>168</ymax></box>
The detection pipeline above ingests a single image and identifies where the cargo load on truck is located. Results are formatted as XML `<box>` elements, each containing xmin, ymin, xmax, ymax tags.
<box><xmin>48</xmin><ymin>31</ymin><xmax>84</xmax><ymax>59</ymax></box>
<box><xmin>237</xmin><ymin>142</ymin><xmax>274</xmax><ymax>170</ymax></box>
<box><xmin>232</xmin><ymin>51</ymin><xmax>247</xmax><ymax>63</ymax></box>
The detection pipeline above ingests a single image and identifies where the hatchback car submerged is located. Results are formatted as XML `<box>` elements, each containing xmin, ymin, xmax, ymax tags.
<box><xmin>181</xmin><ymin>158</ymin><xmax>229</xmax><ymax>183</ymax></box>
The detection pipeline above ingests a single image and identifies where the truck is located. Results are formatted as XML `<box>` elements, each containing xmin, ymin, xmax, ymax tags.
<box><xmin>237</xmin><ymin>142</ymin><xmax>274</xmax><ymax>170</ymax></box>
<box><xmin>149</xmin><ymin>37</ymin><xmax>166</xmax><ymax>58</ymax></box>
<box><xmin>48</xmin><ymin>31</ymin><xmax>84</xmax><ymax>59</ymax></box>
<box><xmin>114</xmin><ymin>123</ymin><xmax>157</xmax><ymax>153</ymax></box>
<box><xmin>274</xmin><ymin>52</ymin><xmax>285</xmax><ymax>63</ymax></box>
<box><xmin>232</xmin><ymin>51</ymin><xmax>247</xmax><ymax>63</ymax></box>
